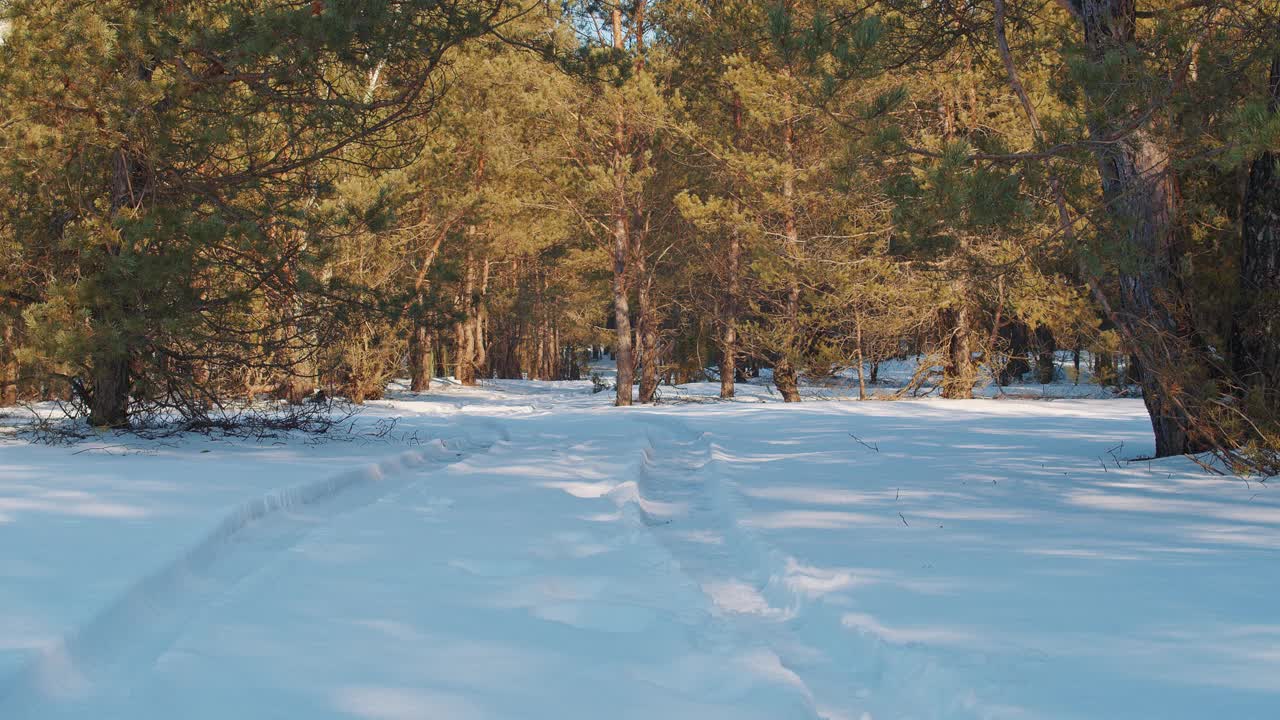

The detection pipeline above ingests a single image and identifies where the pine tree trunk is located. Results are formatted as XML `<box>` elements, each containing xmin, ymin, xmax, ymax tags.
<box><xmin>474</xmin><ymin>309</ymin><xmax>487</xmax><ymax>380</ymax></box>
<box><xmin>773</xmin><ymin>103</ymin><xmax>802</xmax><ymax>403</ymax></box>
<box><xmin>456</xmin><ymin>250</ymin><xmax>477</xmax><ymax>386</ymax></box>
<box><xmin>90</xmin><ymin>57</ymin><xmax>159</xmax><ymax>425</ymax></box>
<box><xmin>720</xmin><ymin>99</ymin><xmax>745</xmax><ymax>401</ymax></box>
<box><xmin>466</xmin><ymin>307</ymin><xmax>482</xmax><ymax>382</ymax></box>
<box><xmin>638</xmin><ymin>310</ymin><xmax>657</xmax><ymax>400</ymax></box>
<box><xmin>1234</xmin><ymin>55</ymin><xmax>1280</xmax><ymax>402</ymax></box>
<box><xmin>271</xmin><ymin>230</ymin><xmax>314</xmax><ymax>406</ymax></box>
<box><xmin>474</xmin><ymin>257</ymin><xmax>492</xmax><ymax>379</ymax></box>
<box><xmin>941</xmin><ymin>247</ymin><xmax>976</xmax><ymax>398</ymax></box>
<box><xmin>940</xmin><ymin>300</ymin><xmax>975</xmax><ymax>399</ymax></box>
<box><xmin>1</xmin><ymin>320</ymin><xmax>17</xmax><ymax>406</ymax></box>
<box><xmin>1094</xmin><ymin>127</ymin><xmax>1198</xmax><ymax>455</ymax></box>
<box><xmin>534</xmin><ymin>322</ymin><xmax>542</xmax><ymax>381</ymax></box>
<box><xmin>1080</xmin><ymin>0</ymin><xmax>1205</xmax><ymax>457</ymax></box>
<box><xmin>1094</xmin><ymin>350</ymin><xmax>1115</xmax><ymax>388</ymax></box>
<box><xmin>546</xmin><ymin>323</ymin><xmax>556</xmax><ymax>380</ymax></box>
<box><xmin>608</xmin><ymin>10</ymin><xmax>635</xmax><ymax>405</ymax></box>
<box><xmin>508</xmin><ymin>339</ymin><xmax>522</xmax><ymax>379</ymax></box>
<box><xmin>855</xmin><ymin>311</ymin><xmax>866</xmax><ymax>401</ymax></box>
<box><xmin>409</xmin><ymin>318</ymin><xmax>432</xmax><ymax>393</ymax></box>
<box><xmin>553</xmin><ymin>323</ymin><xmax>563</xmax><ymax>379</ymax></box>
<box><xmin>89</xmin><ymin>350</ymin><xmax>130</xmax><ymax>428</ymax></box>
<box><xmin>404</xmin><ymin>189</ymin><xmax>454</xmax><ymax>389</ymax></box>
<box><xmin>773</xmin><ymin>357</ymin><xmax>801</xmax><ymax>402</ymax></box>
<box><xmin>465</xmin><ymin>254</ymin><xmax>478</xmax><ymax>385</ymax></box>
<box><xmin>610</xmin><ymin>193</ymin><xmax>634</xmax><ymax>401</ymax></box>
<box><xmin>1035</xmin><ymin>326</ymin><xmax>1057</xmax><ymax>385</ymax></box>
<box><xmin>1126</xmin><ymin>353</ymin><xmax>1143</xmax><ymax>387</ymax></box>
<box><xmin>453</xmin><ymin>317</ymin><xmax>466</xmax><ymax>383</ymax></box>
<box><xmin>719</xmin><ymin>334</ymin><xmax>737</xmax><ymax>400</ymax></box>
<box><xmin>719</xmin><ymin>230</ymin><xmax>740</xmax><ymax>400</ymax></box>
<box><xmin>999</xmin><ymin>321</ymin><xmax>1030</xmax><ymax>386</ymax></box>
<box><xmin>87</xmin><ymin>145</ymin><xmax>145</xmax><ymax>427</ymax></box>
<box><xmin>545</xmin><ymin>313</ymin><xmax>556</xmax><ymax>381</ymax></box>
<box><xmin>1100</xmin><ymin>138</ymin><xmax>1198</xmax><ymax>454</ymax></box>
<box><xmin>636</xmin><ymin>250</ymin><xmax>659</xmax><ymax>403</ymax></box>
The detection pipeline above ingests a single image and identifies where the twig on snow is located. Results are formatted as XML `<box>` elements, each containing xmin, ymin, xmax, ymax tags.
<box><xmin>849</xmin><ymin>433</ymin><xmax>879</xmax><ymax>453</ymax></box>
<box><xmin>1106</xmin><ymin>442</ymin><xmax>1125</xmax><ymax>469</ymax></box>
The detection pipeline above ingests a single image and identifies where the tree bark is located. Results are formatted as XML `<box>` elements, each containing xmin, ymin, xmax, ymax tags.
<box><xmin>1079</xmin><ymin>0</ymin><xmax>1205</xmax><ymax>456</ymax></box>
<box><xmin>1094</xmin><ymin>350</ymin><xmax>1116</xmax><ymax>388</ymax></box>
<box><xmin>773</xmin><ymin>100</ymin><xmax>802</xmax><ymax>403</ymax></box>
<box><xmin>409</xmin><ymin>317</ymin><xmax>433</xmax><ymax>393</ymax></box>
<box><xmin>609</xmin><ymin>10</ymin><xmax>635</xmax><ymax>407</ymax></box>
<box><xmin>611</xmin><ymin>215</ymin><xmax>634</xmax><ymax>406</ymax></box>
<box><xmin>553</xmin><ymin>322</ymin><xmax>562</xmax><ymax>379</ymax></box>
<box><xmin>473</xmin><ymin>256</ymin><xmax>492</xmax><ymax>380</ymax></box>
<box><xmin>854</xmin><ymin>310</ymin><xmax>866</xmax><ymax>401</ymax></box>
<box><xmin>941</xmin><ymin>228</ymin><xmax>976</xmax><ymax>400</ymax></box>
<box><xmin>456</xmin><ymin>248</ymin><xmax>478</xmax><ymax>386</ymax></box>
<box><xmin>1035</xmin><ymin>327</ymin><xmax>1057</xmax><ymax>385</ymax></box>
<box><xmin>1</xmin><ymin>320</ymin><xmax>17</xmax><ymax>406</ymax></box>
<box><xmin>1125</xmin><ymin>353</ymin><xmax>1143</xmax><ymax>387</ymax></box>
<box><xmin>997</xmin><ymin>0</ymin><xmax>1205</xmax><ymax>453</ymax></box>
<box><xmin>1234</xmin><ymin>55</ymin><xmax>1280</xmax><ymax>402</ymax></box>
<box><xmin>999</xmin><ymin>321</ymin><xmax>1031</xmax><ymax>386</ymax></box>
<box><xmin>87</xmin><ymin>143</ymin><xmax>149</xmax><ymax>427</ymax></box>
<box><xmin>636</xmin><ymin>241</ymin><xmax>659</xmax><ymax>403</ymax></box>
<box><xmin>719</xmin><ymin>97</ymin><xmax>746</xmax><ymax>401</ymax></box>
<box><xmin>1098</xmin><ymin>135</ymin><xmax>1199</xmax><ymax>454</ymax></box>
<box><xmin>533</xmin><ymin>315</ymin><xmax>545</xmax><ymax>380</ymax></box>
<box><xmin>719</xmin><ymin>229</ymin><xmax>740</xmax><ymax>400</ymax></box>
<box><xmin>940</xmin><ymin>299</ymin><xmax>975</xmax><ymax>399</ymax></box>
<box><xmin>89</xmin><ymin>351</ymin><xmax>130</xmax><ymax>428</ymax></box>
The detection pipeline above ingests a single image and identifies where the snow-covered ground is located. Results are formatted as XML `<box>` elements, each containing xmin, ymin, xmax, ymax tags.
<box><xmin>1</xmin><ymin>375</ymin><xmax>1276</xmax><ymax>719</ymax></box>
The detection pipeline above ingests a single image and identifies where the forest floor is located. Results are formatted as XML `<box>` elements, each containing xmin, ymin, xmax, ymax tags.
<box><xmin>0</xmin><ymin>372</ymin><xmax>1277</xmax><ymax>719</ymax></box>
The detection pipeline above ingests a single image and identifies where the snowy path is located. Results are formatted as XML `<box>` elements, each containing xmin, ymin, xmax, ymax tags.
<box><xmin>628</xmin><ymin>416</ymin><xmax>981</xmax><ymax>720</ymax></box>
<box><xmin>2</xmin><ymin>411</ymin><xmax>815</xmax><ymax>719</ymax></box>
<box><xmin>0</xmin><ymin>424</ymin><xmax>506</xmax><ymax>718</ymax></box>
<box><xmin>2</xmin><ymin>381</ymin><xmax>1278</xmax><ymax>719</ymax></box>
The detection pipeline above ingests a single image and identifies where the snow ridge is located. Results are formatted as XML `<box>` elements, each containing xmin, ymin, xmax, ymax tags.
<box><xmin>625</xmin><ymin>418</ymin><xmax>820</xmax><ymax>708</ymax></box>
<box><xmin>625</xmin><ymin>414</ymin><xmax>1012</xmax><ymax>720</ymax></box>
<box><xmin>0</xmin><ymin>422</ymin><xmax>507</xmax><ymax>718</ymax></box>
<box><xmin>590</xmin><ymin>416</ymin><xmax>823</xmax><ymax>718</ymax></box>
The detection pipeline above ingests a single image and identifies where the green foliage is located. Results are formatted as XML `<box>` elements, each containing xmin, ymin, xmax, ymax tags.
<box><xmin>0</xmin><ymin>0</ymin><xmax>1275</xmax><ymax>467</ymax></box>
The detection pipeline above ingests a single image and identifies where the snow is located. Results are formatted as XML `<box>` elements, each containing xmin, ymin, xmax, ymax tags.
<box><xmin>1</xmin><ymin>376</ymin><xmax>1277</xmax><ymax>719</ymax></box>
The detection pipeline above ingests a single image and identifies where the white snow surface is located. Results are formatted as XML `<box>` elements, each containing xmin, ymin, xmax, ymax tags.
<box><xmin>1</xmin><ymin>375</ymin><xmax>1277</xmax><ymax>719</ymax></box>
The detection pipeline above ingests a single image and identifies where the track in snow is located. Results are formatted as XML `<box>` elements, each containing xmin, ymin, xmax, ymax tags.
<box><xmin>627</xmin><ymin>414</ymin><xmax>1011</xmax><ymax>720</ymax></box>
<box><xmin>0</xmin><ymin>424</ymin><xmax>506</xmax><ymax>719</ymax></box>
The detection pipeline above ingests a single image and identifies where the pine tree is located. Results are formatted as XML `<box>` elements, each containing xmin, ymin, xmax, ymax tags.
<box><xmin>0</xmin><ymin>0</ymin><xmax>508</xmax><ymax>426</ymax></box>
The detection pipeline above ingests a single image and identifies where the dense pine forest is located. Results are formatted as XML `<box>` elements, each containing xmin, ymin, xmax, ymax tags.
<box><xmin>0</xmin><ymin>1</ymin><xmax>1277</xmax><ymax>471</ymax></box>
